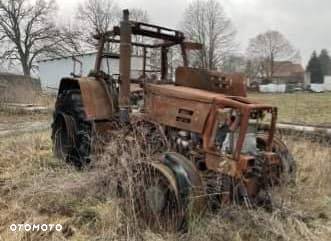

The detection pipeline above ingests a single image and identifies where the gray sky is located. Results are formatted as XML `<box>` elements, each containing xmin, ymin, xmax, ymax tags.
<box><xmin>58</xmin><ymin>0</ymin><xmax>331</xmax><ymax>66</ymax></box>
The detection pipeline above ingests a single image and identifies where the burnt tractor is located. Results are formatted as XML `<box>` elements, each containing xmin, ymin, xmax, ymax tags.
<box><xmin>52</xmin><ymin>10</ymin><xmax>295</xmax><ymax>230</ymax></box>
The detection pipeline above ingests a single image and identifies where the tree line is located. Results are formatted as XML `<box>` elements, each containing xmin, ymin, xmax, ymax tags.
<box><xmin>0</xmin><ymin>0</ymin><xmax>301</xmax><ymax>79</ymax></box>
<box><xmin>0</xmin><ymin>0</ymin><xmax>149</xmax><ymax>76</ymax></box>
<box><xmin>306</xmin><ymin>49</ymin><xmax>331</xmax><ymax>83</ymax></box>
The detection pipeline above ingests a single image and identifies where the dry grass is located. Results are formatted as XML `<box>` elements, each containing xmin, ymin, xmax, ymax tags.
<box><xmin>0</xmin><ymin>131</ymin><xmax>330</xmax><ymax>241</ymax></box>
<box><xmin>249</xmin><ymin>92</ymin><xmax>331</xmax><ymax>126</ymax></box>
<box><xmin>0</xmin><ymin>93</ymin><xmax>54</xmax><ymax>124</ymax></box>
<box><xmin>0</xmin><ymin>109</ymin><xmax>51</xmax><ymax>123</ymax></box>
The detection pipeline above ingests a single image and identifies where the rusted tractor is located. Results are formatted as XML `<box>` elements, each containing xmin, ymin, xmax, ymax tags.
<box><xmin>52</xmin><ymin>10</ymin><xmax>295</xmax><ymax>231</ymax></box>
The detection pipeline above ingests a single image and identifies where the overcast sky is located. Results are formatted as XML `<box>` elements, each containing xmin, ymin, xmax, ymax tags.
<box><xmin>57</xmin><ymin>0</ymin><xmax>331</xmax><ymax>66</ymax></box>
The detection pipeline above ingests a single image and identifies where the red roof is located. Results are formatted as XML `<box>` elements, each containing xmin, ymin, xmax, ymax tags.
<box><xmin>273</xmin><ymin>61</ymin><xmax>304</xmax><ymax>77</ymax></box>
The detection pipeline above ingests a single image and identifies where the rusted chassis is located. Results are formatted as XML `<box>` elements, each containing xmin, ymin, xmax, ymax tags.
<box><xmin>52</xmin><ymin>9</ymin><xmax>295</xmax><ymax>231</ymax></box>
<box><xmin>143</xmin><ymin>83</ymin><xmax>285</xmax><ymax>205</ymax></box>
<box><xmin>53</xmin><ymin>76</ymin><xmax>286</xmax><ymax>205</ymax></box>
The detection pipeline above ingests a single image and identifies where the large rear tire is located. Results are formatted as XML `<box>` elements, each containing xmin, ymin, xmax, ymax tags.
<box><xmin>52</xmin><ymin>89</ymin><xmax>92</xmax><ymax>167</ymax></box>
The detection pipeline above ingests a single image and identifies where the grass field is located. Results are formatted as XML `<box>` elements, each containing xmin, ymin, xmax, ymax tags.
<box><xmin>0</xmin><ymin>94</ymin><xmax>53</xmax><ymax>124</ymax></box>
<box><xmin>1</xmin><ymin>92</ymin><xmax>330</xmax><ymax>127</ymax></box>
<box><xmin>0</xmin><ymin>131</ymin><xmax>330</xmax><ymax>241</ymax></box>
<box><xmin>249</xmin><ymin>92</ymin><xmax>331</xmax><ymax>126</ymax></box>
<box><xmin>0</xmin><ymin>93</ymin><xmax>330</xmax><ymax>240</ymax></box>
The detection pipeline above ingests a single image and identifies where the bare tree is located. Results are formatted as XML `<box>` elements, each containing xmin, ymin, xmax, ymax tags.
<box><xmin>76</xmin><ymin>0</ymin><xmax>120</xmax><ymax>49</ymax></box>
<box><xmin>0</xmin><ymin>0</ymin><xmax>76</xmax><ymax>76</ymax></box>
<box><xmin>246</xmin><ymin>30</ymin><xmax>300</xmax><ymax>79</ymax></box>
<box><xmin>129</xmin><ymin>8</ymin><xmax>149</xmax><ymax>23</ymax></box>
<box><xmin>244</xmin><ymin>58</ymin><xmax>263</xmax><ymax>83</ymax></box>
<box><xmin>129</xmin><ymin>8</ymin><xmax>150</xmax><ymax>56</ymax></box>
<box><xmin>181</xmin><ymin>0</ymin><xmax>236</xmax><ymax>70</ymax></box>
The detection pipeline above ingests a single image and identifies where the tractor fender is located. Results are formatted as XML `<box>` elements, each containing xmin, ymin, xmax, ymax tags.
<box><xmin>161</xmin><ymin>153</ymin><xmax>191</xmax><ymax>208</ymax></box>
<box><xmin>160</xmin><ymin>152</ymin><xmax>207</xmax><ymax>216</ymax></box>
<box><xmin>57</xmin><ymin>77</ymin><xmax>114</xmax><ymax>121</ymax></box>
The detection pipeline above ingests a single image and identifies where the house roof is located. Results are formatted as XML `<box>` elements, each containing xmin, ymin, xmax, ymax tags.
<box><xmin>273</xmin><ymin>61</ymin><xmax>304</xmax><ymax>77</ymax></box>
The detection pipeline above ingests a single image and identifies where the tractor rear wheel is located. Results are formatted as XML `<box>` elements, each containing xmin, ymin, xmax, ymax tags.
<box><xmin>52</xmin><ymin>89</ymin><xmax>92</xmax><ymax>167</ymax></box>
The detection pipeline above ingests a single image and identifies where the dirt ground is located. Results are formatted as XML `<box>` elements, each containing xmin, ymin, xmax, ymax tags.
<box><xmin>0</xmin><ymin>131</ymin><xmax>330</xmax><ymax>241</ymax></box>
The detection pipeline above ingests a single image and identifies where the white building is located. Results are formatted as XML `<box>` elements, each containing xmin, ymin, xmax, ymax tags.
<box><xmin>259</xmin><ymin>84</ymin><xmax>286</xmax><ymax>93</ymax></box>
<box><xmin>310</xmin><ymin>76</ymin><xmax>331</xmax><ymax>92</ymax></box>
<box><xmin>37</xmin><ymin>52</ymin><xmax>148</xmax><ymax>93</ymax></box>
<box><xmin>325</xmin><ymin>76</ymin><xmax>331</xmax><ymax>90</ymax></box>
<box><xmin>304</xmin><ymin>72</ymin><xmax>331</xmax><ymax>92</ymax></box>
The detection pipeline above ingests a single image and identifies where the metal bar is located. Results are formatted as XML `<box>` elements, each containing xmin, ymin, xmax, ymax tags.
<box><xmin>267</xmin><ymin>108</ymin><xmax>277</xmax><ymax>151</ymax></box>
<box><xmin>161</xmin><ymin>46</ymin><xmax>168</xmax><ymax>80</ymax></box>
<box><xmin>112</xmin><ymin>22</ymin><xmax>185</xmax><ymax>42</ymax></box>
<box><xmin>107</xmin><ymin>38</ymin><xmax>157</xmax><ymax>48</ymax></box>
<box><xmin>133</xmin><ymin>21</ymin><xmax>183</xmax><ymax>34</ymax></box>
<box><xmin>234</xmin><ymin>112</ymin><xmax>249</xmax><ymax>160</ymax></box>
<box><xmin>106</xmin><ymin>38</ymin><xmax>180</xmax><ymax>49</ymax></box>
<box><xmin>181</xmin><ymin>43</ymin><xmax>188</xmax><ymax>67</ymax></box>
<box><xmin>119</xmin><ymin>9</ymin><xmax>132</xmax><ymax>123</ymax></box>
<box><xmin>142</xmin><ymin>47</ymin><xmax>147</xmax><ymax>78</ymax></box>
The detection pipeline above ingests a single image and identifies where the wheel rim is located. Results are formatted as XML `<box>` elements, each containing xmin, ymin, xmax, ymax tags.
<box><xmin>132</xmin><ymin>162</ymin><xmax>184</xmax><ymax>231</ymax></box>
<box><xmin>53</xmin><ymin>113</ymin><xmax>77</xmax><ymax>161</ymax></box>
<box><xmin>54</xmin><ymin>127</ymin><xmax>70</xmax><ymax>160</ymax></box>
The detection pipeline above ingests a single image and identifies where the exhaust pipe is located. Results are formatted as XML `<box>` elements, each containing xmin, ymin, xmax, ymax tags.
<box><xmin>119</xmin><ymin>9</ymin><xmax>131</xmax><ymax>123</ymax></box>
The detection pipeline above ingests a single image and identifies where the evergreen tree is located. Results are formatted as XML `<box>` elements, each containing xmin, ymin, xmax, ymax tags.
<box><xmin>306</xmin><ymin>51</ymin><xmax>324</xmax><ymax>83</ymax></box>
<box><xmin>318</xmin><ymin>49</ymin><xmax>331</xmax><ymax>76</ymax></box>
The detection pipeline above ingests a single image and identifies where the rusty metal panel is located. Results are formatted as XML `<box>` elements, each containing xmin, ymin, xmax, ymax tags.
<box><xmin>175</xmin><ymin>67</ymin><xmax>247</xmax><ymax>97</ymax></box>
<box><xmin>175</xmin><ymin>67</ymin><xmax>217</xmax><ymax>92</ymax></box>
<box><xmin>79</xmin><ymin>77</ymin><xmax>113</xmax><ymax>120</ymax></box>
<box><xmin>226</xmin><ymin>73</ymin><xmax>247</xmax><ymax>97</ymax></box>
<box><xmin>145</xmin><ymin>92</ymin><xmax>212</xmax><ymax>133</ymax></box>
<box><xmin>145</xmin><ymin>84</ymin><xmax>217</xmax><ymax>104</ymax></box>
<box><xmin>205</xmin><ymin>152</ymin><xmax>236</xmax><ymax>176</ymax></box>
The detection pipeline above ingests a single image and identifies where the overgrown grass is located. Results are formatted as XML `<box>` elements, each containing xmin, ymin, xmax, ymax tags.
<box><xmin>0</xmin><ymin>94</ymin><xmax>54</xmax><ymax>124</ymax></box>
<box><xmin>0</xmin><ymin>131</ymin><xmax>330</xmax><ymax>240</ymax></box>
<box><xmin>249</xmin><ymin>92</ymin><xmax>331</xmax><ymax>126</ymax></box>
